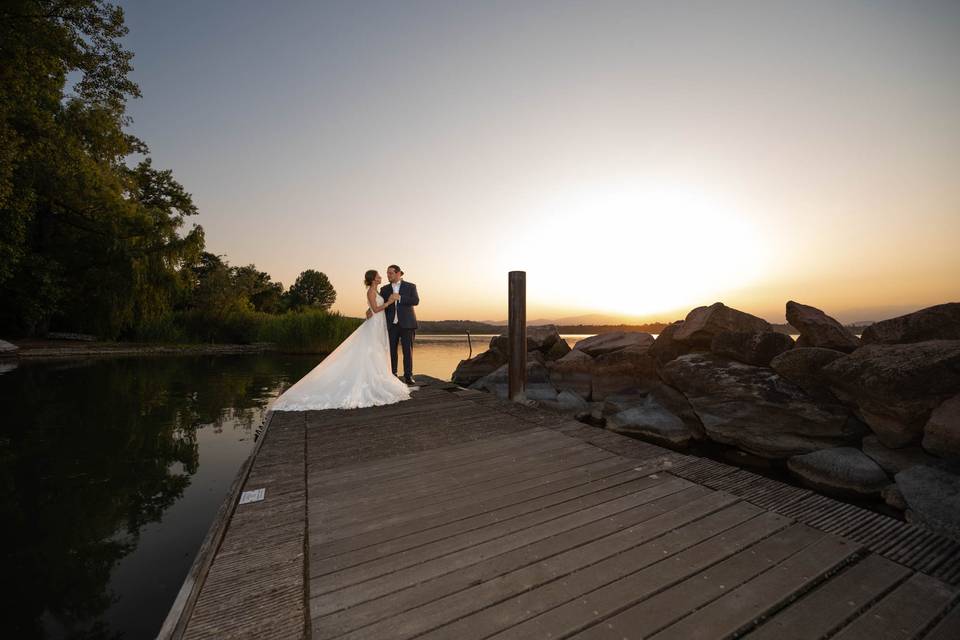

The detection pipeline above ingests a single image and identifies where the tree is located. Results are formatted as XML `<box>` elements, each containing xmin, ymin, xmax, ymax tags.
<box><xmin>0</xmin><ymin>1</ymin><xmax>203</xmax><ymax>338</ymax></box>
<box><xmin>233</xmin><ymin>265</ymin><xmax>284</xmax><ymax>313</ymax></box>
<box><xmin>286</xmin><ymin>270</ymin><xmax>336</xmax><ymax>311</ymax></box>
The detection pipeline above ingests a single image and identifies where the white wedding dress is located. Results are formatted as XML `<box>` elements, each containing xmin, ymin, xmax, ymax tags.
<box><xmin>269</xmin><ymin>291</ymin><xmax>413</xmax><ymax>411</ymax></box>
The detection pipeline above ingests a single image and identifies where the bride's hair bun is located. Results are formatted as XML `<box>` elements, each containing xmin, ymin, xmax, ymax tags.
<box><xmin>364</xmin><ymin>269</ymin><xmax>378</xmax><ymax>287</ymax></box>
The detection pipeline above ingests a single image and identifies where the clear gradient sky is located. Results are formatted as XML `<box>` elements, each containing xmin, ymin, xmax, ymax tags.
<box><xmin>119</xmin><ymin>0</ymin><xmax>960</xmax><ymax>323</ymax></box>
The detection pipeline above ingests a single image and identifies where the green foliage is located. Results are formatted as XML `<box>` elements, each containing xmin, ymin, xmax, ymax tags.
<box><xmin>286</xmin><ymin>269</ymin><xmax>337</xmax><ymax>311</ymax></box>
<box><xmin>256</xmin><ymin>309</ymin><xmax>361</xmax><ymax>353</ymax></box>
<box><xmin>0</xmin><ymin>0</ymin><xmax>203</xmax><ymax>338</ymax></box>
<box><xmin>0</xmin><ymin>1</ymin><xmax>352</xmax><ymax>351</ymax></box>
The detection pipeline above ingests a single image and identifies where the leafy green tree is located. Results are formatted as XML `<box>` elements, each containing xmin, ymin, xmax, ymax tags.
<box><xmin>0</xmin><ymin>1</ymin><xmax>203</xmax><ymax>338</ymax></box>
<box><xmin>233</xmin><ymin>265</ymin><xmax>285</xmax><ymax>313</ymax></box>
<box><xmin>285</xmin><ymin>269</ymin><xmax>337</xmax><ymax>311</ymax></box>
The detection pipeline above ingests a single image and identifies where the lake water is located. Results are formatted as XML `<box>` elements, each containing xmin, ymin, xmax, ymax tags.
<box><xmin>0</xmin><ymin>334</ymin><xmax>587</xmax><ymax>638</ymax></box>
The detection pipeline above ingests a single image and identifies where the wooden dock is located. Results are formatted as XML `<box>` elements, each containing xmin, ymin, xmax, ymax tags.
<box><xmin>163</xmin><ymin>377</ymin><xmax>960</xmax><ymax>639</ymax></box>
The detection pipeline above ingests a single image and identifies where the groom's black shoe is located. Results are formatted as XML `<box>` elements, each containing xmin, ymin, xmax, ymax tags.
<box><xmin>403</xmin><ymin>375</ymin><xmax>416</xmax><ymax>386</ymax></box>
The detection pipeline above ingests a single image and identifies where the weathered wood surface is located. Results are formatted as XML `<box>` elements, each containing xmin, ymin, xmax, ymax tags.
<box><xmin>176</xmin><ymin>377</ymin><xmax>960</xmax><ymax>639</ymax></box>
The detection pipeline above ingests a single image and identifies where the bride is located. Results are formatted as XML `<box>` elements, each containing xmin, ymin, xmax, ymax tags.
<box><xmin>269</xmin><ymin>270</ymin><xmax>414</xmax><ymax>411</ymax></box>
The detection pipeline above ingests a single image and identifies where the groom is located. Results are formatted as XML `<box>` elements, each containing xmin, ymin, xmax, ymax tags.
<box><xmin>380</xmin><ymin>264</ymin><xmax>419</xmax><ymax>385</ymax></box>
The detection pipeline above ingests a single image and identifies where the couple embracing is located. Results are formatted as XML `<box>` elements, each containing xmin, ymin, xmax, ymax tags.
<box><xmin>270</xmin><ymin>265</ymin><xmax>419</xmax><ymax>412</ymax></box>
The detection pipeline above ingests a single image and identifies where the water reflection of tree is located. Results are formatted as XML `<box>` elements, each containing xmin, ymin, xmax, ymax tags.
<box><xmin>0</xmin><ymin>354</ymin><xmax>317</xmax><ymax>638</ymax></box>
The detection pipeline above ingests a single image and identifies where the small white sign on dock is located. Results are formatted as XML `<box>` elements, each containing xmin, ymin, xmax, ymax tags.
<box><xmin>239</xmin><ymin>488</ymin><xmax>265</xmax><ymax>505</ymax></box>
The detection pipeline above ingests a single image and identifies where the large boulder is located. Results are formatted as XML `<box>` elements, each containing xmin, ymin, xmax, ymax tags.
<box><xmin>591</xmin><ymin>345</ymin><xmax>660</xmax><ymax>400</ymax></box>
<box><xmin>821</xmin><ymin>340</ymin><xmax>960</xmax><ymax>448</ymax></box>
<box><xmin>0</xmin><ymin>339</ymin><xmax>18</xmax><ymax>355</ymax></box>
<box><xmin>526</xmin><ymin>325</ymin><xmax>562</xmax><ymax>351</ymax></box>
<box><xmin>648</xmin><ymin>321</ymin><xmax>691</xmax><ymax>365</ymax></box>
<box><xmin>489</xmin><ymin>324</ymin><xmax>562</xmax><ymax>355</ymax></box>
<box><xmin>673</xmin><ymin>303</ymin><xmax>772</xmax><ymax>349</ymax></box>
<box><xmin>544</xmin><ymin>338</ymin><xmax>571</xmax><ymax>361</ymax></box>
<box><xmin>785</xmin><ymin>301</ymin><xmax>860</xmax><ymax>352</ymax></box>
<box><xmin>603</xmin><ymin>384</ymin><xmax>704</xmax><ymax>450</ymax></box>
<box><xmin>923</xmin><ymin>393</ymin><xmax>960</xmax><ymax>460</ymax></box>
<box><xmin>546</xmin><ymin>349</ymin><xmax>595</xmax><ymax>399</ymax></box>
<box><xmin>573</xmin><ymin>332</ymin><xmax>655</xmax><ymax>357</ymax></box>
<box><xmin>787</xmin><ymin>447</ymin><xmax>889</xmax><ymax>498</ymax></box>
<box><xmin>452</xmin><ymin>349</ymin><xmax>507</xmax><ymax>386</ymax></box>
<box><xmin>861</xmin><ymin>302</ymin><xmax>960</xmax><ymax>345</ymax></box>
<box><xmin>710</xmin><ymin>331</ymin><xmax>795</xmax><ymax>367</ymax></box>
<box><xmin>861</xmin><ymin>435</ymin><xmax>941</xmax><ymax>474</ymax></box>
<box><xmin>896</xmin><ymin>465</ymin><xmax>960</xmax><ymax>540</ymax></box>
<box><xmin>470</xmin><ymin>360</ymin><xmax>558</xmax><ymax>401</ymax></box>
<box><xmin>769</xmin><ymin>347</ymin><xmax>845</xmax><ymax>403</ymax></box>
<box><xmin>661</xmin><ymin>353</ymin><xmax>865</xmax><ymax>458</ymax></box>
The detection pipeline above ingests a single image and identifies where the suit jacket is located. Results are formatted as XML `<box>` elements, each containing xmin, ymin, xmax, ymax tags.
<box><xmin>380</xmin><ymin>281</ymin><xmax>419</xmax><ymax>329</ymax></box>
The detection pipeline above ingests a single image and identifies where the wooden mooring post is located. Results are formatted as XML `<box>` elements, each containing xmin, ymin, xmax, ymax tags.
<box><xmin>508</xmin><ymin>270</ymin><xmax>526</xmax><ymax>402</ymax></box>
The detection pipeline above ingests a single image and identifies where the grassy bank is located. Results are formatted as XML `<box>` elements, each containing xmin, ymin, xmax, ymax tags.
<box><xmin>132</xmin><ymin>308</ymin><xmax>362</xmax><ymax>354</ymax></box>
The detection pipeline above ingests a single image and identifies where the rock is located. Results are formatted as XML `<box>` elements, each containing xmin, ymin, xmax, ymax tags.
<box><xmin>673</xmin><ymin>303</ymin><xmax>772</xmax><ymax>349</ymax></box>
<box><xmin>527</xmin><ymin>350</ymin><xmax>546</xmax><ymax>366</ymax></box>
<box><xmin>546</xmin><ymin>349</ymin><xmax>595</xmax><ymax>399</ymax></box>
<box><xmin>544</xmin><ymin>338</ymin><xmax>571</xmax><ymax>361</ymax></box>
<box><xmin>661</xmin><ymin>353</ymin><xmax>865</xmax><ymax>458</ymax></box>
<box><xmin>821</xmin><ymin>340</ymin><xmax>960</xmax><ymax>448</ymax></box>
<box><xmin>489</xmin><ymin>324</ymin><xmax>562</xmax><ymax>355</ymax></box>
<box><xmin>46</xmin><ymin>331</ymin><xmax>96</xmax><ymax>342</ymax></box>
<box><xmin>591</xmin><ymin>345</ymin><xmax>660</xmax><ymax>400</ymax></box>
<box><xmin>603</xmin><ymin>384</ymin><xmax>704</xmax><ymax>450</ymax></box>
<box><xmin>881</xmin><ymin>484</ymin><xmax>907</xmax><ymax>511</ymax></box>
<box><xmin>861</xmin><ymin>435</ymin><xmax>941</xmax><ymax>474</ymax></box>
<box><xmin>452</xmin><ymin>349</ymin><xmax>507</xmax><ymax>386</ymax></box>
<box><xmin>649</xmin><ymin>321</ymin><xmax>692</xmax><ymax>365</ymax></box>
<box><xmin>488</xmin><ymin>334</ymin><xmax>508</xmax><ymax>355</ymax></box>
<box><xmin>555</xmin><ymin>390</ymin><xmax>588</xmax><ymax>410</ymax></box>
<box><xmin>710</xmin><ymin>331</ymin><xmax>795</xmax><ymax>367</ymax></box>
<box><xmin>785</xmin><ymin>301</ymin><xmax>860</xmax><ymax>352</ymax></box>
<box><xmin>923</xmin><ymin>393</ymin><xmax>960</xmax><ymax>459</ymax></box>
<box><xmin>0</xmin><ymin>339</ymin><xmax>18</xmax><ymax>355</ymax></box>
<box><xmin>526</xmin><ymin>325</ymin><xmax>562</xmax><ymax>351</ymax></box>
<box><xmin>470</xmin><ymin>360</ymin><xmax>558</xmax><ymax>401</ymax></box>
<box><xmin>769</xmin><ymin>347</ymin><xmax>845</xmax><ymax>403</ymax></box>
<box><xmin>573</xmin><ymin>332</ymin><xmax>655</xmax><ymax>357</ymax></box>
<box><xmin>861</xmin><ymin>302</ymin><xmax>960</xmax><ymax>345</ymax></box>
<box><xmin>896</xmin><ymin>465</ymin><xmax>960</xmax><ymax>540</ymax></box>
<box><xmin>787</xmin><ymin>447</ymin><xmax>889</xmax><ymax>498</ymax></box>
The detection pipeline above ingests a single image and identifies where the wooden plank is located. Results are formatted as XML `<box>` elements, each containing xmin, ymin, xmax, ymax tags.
<box><xmin>319</xmin><ymin>492</ymin><xmax>747</xmax><ymax>640</ymax></box>
<box><xmin>312</xmin><ymin>456</ymin><xmax>642</xmax><ymax>560</ymax></box>
<box><xmin>647</xmin><ymin>534</ymin><xmax>861</xmax><ymax>640</ymax></box>
<box><xmin>312</xmin><ymin>486</ymin><xmax>714</xmax><ymax>640</ymax></box>
<box><xmin>311</xmin><ymin>476</ymin><xmax>697</xmax><ymax>611</ymax></box>
<box><xmin>314</xmin><ymin>439</ymin><xmax>599</xmax><ymax>514</ymax></box>
<box><xmin>313</xmin><ymin>464</ymin><xmax>653</xmax><ymax>575</ymax></box>
<box><xmin>498</xmin><ymin>514</ymin><xmax>799</xmax><ymax>640</ymax></box>
<box><xmin>312</xmin><ymin>447</ymin><xmax>617</xmax><ymax>542</ymax></box>
<box><xmin>410</xmin><ymin>499</ymin><xmax>760</xmax><ymax>640</ymax></box>
<box><xmin>309</xmin><ymin>427</ymin><xmax>555</xmax><ymax>488</ymax></box>
<box><xmin>744</xmin><ymin>554</ymin><xmax>911</xmax><ymax>640</ymax></box>
<box><xmin>830</xmin><ymin>573</ymin><xmax>958</xmax><ymax>640</ymax></box>
<box><xmin>924</xmin><ymin>602</ymin><xmax>960</xmax><ymax>640</ymax></box>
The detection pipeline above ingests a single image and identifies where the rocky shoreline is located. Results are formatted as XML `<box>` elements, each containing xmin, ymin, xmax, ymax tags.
<box><xmin>453</xmin><ymin>300</ymin><xmax>960</xmax><ymax>541</ymax></box>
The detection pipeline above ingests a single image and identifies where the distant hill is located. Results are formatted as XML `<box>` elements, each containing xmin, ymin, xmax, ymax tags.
<box><xmin>419</xmin><ymin>319</ymin><xmax>872</xmax><ymax>336</ymax></box>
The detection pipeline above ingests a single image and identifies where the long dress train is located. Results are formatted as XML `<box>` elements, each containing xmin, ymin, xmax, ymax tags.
<box><xmin>269</xmin><ymin>292</ymin><xmax>412</xmax><ymax>411</ymax></box>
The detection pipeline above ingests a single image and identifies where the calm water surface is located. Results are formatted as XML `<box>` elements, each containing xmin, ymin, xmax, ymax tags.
<box><xmin>0</xmin><ymin>335</ymin><xmax>587</xmax><ymax>638</ymax></box>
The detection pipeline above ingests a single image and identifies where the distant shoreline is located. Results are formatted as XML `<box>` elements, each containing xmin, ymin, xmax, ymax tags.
<box><xmin>416</xmin><ymin>320</ymin><xmax>866</xmax><ymax>336</ymax></box>
<box><xmin>5</xmin><ymin>340</ymin><xmax>277</xmax><ymax>360</ymax></box>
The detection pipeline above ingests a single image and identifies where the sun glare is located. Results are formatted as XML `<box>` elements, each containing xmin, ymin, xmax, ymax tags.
<box><xmin>503</xmin><ymin>182</ymin><xmax>769</xmax><ymax>319</ymax></box>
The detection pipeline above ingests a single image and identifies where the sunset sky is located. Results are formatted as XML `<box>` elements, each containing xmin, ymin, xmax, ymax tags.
<box><xmin>119</xmin><ymin>0</ymin><xmax>959</xmax><ymax>324</ymax></box>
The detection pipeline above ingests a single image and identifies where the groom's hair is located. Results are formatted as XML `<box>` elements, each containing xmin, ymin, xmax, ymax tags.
<box><xmin>388</xmin><ymin>264</ymin><xmax>403</xmax><ymax>275</ymax></box>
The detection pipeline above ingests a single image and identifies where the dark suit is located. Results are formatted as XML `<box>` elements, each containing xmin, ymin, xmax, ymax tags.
<box><xmin>380</xmin><ymin>281</ymin><xmax>419</xmax><ymax>378</ymax></box>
